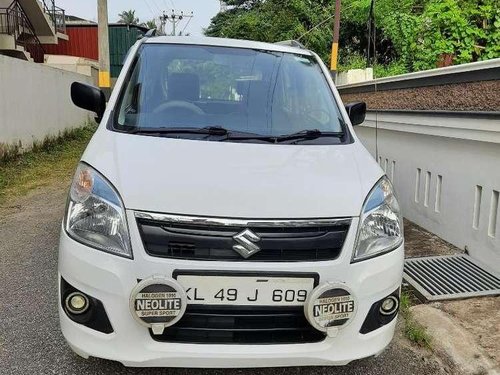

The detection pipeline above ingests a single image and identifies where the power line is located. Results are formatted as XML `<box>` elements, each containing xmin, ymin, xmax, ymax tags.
<box><xmin>149</xmin><ymin>0</ymin><xmax>162</xmax><ymax>13</ymax></box>
<box><xmin>143</xmin><ymin>0</ymin><xmax>156</xmax><ymax>17</ymax></box>
<box><xmin>297</xmin><ymin>3</ymin><xmax>355</xmax><ymax>41</ymax></box>
<box><xmin>160</xmin><ymin>10</ymin><xmax>193</xmax><ymax>36</ymax></box>
<box><xmin>181</xmin><ymin>15</ymin><xmax>193</xmax><ymax>35</ymax></box>
<box><xmin>297</xmin><ymin>14</ymin><xmax>335</xmax><ymax>41</ymax></box>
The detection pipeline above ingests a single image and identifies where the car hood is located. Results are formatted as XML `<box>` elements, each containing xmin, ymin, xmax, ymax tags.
<box><xmin>82</xmin><ymin>130</ymin><xmax>383</xmax><ymax>218</ymax></box>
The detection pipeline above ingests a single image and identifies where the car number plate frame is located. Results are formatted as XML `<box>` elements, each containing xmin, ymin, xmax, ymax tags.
<box><xmin>173</xmin><ymin>270</ymin><xmax>319</xmax><ymax>307</ymax></box>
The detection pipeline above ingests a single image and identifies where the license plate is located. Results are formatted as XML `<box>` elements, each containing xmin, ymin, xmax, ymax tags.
<box><xmin>176</xmin><ymin>274</ymin><xmax>315</xmax><ymax>306</ymax></box>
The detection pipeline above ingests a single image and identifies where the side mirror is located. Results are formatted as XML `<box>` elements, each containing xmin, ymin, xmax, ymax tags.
<box><xmin>345</xmin><ymin>102</ymin><xmax>366</xmax><ymax>126</ymax></box>
<box><xmin>71</xmin><ymin>82</ymin><xmax>106</xmax><ymax>122</ymax></box>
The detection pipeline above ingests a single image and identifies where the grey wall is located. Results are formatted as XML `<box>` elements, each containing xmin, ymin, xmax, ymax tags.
<box><xmin>339</xmin><ymin>59</ymin><xmax>500</xmax><ymax>272</ymax></box>
<box><xmin>0</xmin><ymin>55</ymin><xmax>93</xmax><ymax>157</ymax></box>
<box><xmin>355</xmin><ymin>112</ymin><xmax>500</xmax><ymax>271</ymax></box>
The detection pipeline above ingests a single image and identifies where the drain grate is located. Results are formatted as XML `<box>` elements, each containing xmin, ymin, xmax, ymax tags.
<box><xmin>404</xmin><ymin>255</ymin><xmax>500</xmax><ymax>302</ymax></box>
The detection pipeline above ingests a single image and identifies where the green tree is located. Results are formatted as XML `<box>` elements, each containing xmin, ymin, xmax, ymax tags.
<box><xmin>413</xmin><ymin>0</ymin><xmax>499</xmax><ymax>70</ymax></box>
<box><xmin>143</xmin><ymin>19</ymin><xmax>158</xmax><ymax>30</ymax></box>
<box><xmin>206</xmin><ymin>0</ymin><xmax>500</xmax><ymax>75</ymax></box>
<box><xmin>340</xmin><ymin>0</ymin><xmax>421</xmax><ymax>69</ymax></box>
<box><xmin>223</xmin><ymin>0</ymin><xmax>262</xmax><ymax>7</ymax></box>
<box><xmin>118</xmin><ymin>10</ymin><xmax>139</xmax><ymax>25</ymax></box>
<box><xmin>206</xmin><ymin>0</ymin><xmax>334</xmax><ymax>62</ymax></box>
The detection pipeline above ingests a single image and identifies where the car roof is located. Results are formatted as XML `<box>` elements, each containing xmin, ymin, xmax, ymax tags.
<box><xmin>143</xmin><ymin>36</ymin><xmax>313</xmax><ymax>56</ymax></box>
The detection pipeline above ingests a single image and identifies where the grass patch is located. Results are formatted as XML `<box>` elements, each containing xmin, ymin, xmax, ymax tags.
<box><xmin>0</xmin><ymin>124</ymin><xmax>96</xmax><ymax>204</ymax></box>
<box><xmin>400</xmin><ymin>291</ymin><xmax>432</xmax><ymax>349</ymax></box>
<box><xmin>400</xmin><ymin>291</ymin><xmax>412</xmax><ymax>314</ymax></box>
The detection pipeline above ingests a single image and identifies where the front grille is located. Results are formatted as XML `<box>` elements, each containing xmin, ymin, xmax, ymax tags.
<box><xmin>150</xmin><ymin>306</ymin><xmax>326</xmax><ymax>344</ymax></box>
<box><xmin>137</xmin><ymin>216</ymin><xmax>350</xmax><ymax>262</ymax></box>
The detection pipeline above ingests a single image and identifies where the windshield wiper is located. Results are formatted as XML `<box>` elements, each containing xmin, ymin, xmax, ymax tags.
<box><xmin>220</xmin><ymin>133</ymin><xmax>278</xmax><ymax>143</ymax></box>
<box><xmin>276</xmin><ymin>129</ymin><xmax>344</xmax><ymax>143</ymax></box>
<box><xmin>126</xmin><ymin>126</ymin><xmax>343</xmax><ymax>144</ymax></box>
<box><xmin>220</xmin><ymin>129</ymin><xmax>344</xmax><ymax>144</ymax></box>
<box><xmin>127</xmin><ymin>126</ymin><xmax>229</xmax><ymax>136</ymax></box>
<box><xmin>126</xmin><ymin>126</ymin><xmax>278</xmax><ymax>143</ymax></box>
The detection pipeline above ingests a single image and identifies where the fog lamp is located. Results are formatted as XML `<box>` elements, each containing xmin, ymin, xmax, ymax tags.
<box><xmin>379</xmin><ymin>296</ymin><xmax>399</xmax><ymax>316</ymax></box>
<box><xmin>66</xmin><ymin>292</ymin><xmax>90</xmax><ymax>315</ymax></box>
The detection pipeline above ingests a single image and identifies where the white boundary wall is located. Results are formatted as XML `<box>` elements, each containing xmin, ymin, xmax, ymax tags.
<box><xmin>0</xmin><ymin>55</ymin><xmax>93</xmax><ymax>155</ymax></box>
<box><xmin>355</xmin><ymin>111</ymin><xmax>500</xmax><ymax>271</ymax></box>
<box><xmin>336</xmin><ymin>68</ymin><xmax>374</xmax><ymax>86</ymax></box>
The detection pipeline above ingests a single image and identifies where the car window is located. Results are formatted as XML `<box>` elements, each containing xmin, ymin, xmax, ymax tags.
<box><xmin>167</xmin><ymin>59</ymin><xmax>245</xmax><ymax>101</ymax></box>
<box><xmin>115</xmin><ymin>43</ymin><xmax>346</xmax><ymax>143</ymax></box>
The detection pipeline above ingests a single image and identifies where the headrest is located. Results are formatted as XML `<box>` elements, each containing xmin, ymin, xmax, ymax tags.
<box><xmin>168</xmin><ymin>73</ymin><xmax>200</xmax><ymax>101</ymax></box>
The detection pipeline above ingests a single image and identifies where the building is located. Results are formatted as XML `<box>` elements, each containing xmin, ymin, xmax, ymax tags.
<box><xmin>43</xmin><ymin>22</ymin><xmax>148</xmax><ymax>81</ymax></box>
<box><xmin>0</xmin><ymin>0</ymin><xmax>67</xmax><ymax>62</ymax></box>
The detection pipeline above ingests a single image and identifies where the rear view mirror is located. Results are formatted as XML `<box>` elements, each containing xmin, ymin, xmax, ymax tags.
<box><xmin>71</xmin><ymin>82</ymin><xmax>106</xmax><ymax>123</ymax></box>
<box><xmin>345</xmin><ymin>102</ymin><xmax>366</xmax><ymax>126</ymax></box>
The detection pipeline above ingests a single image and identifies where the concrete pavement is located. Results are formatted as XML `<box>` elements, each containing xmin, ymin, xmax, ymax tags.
<box><xmin>0</xmin><ymin>182</ymin><xmax>447</xmax><ymax>375</ymax></box>
<box><xmin>412</xmin><ymin>305</ymin><xmax>499</xmax><ymax>375</ymax></box>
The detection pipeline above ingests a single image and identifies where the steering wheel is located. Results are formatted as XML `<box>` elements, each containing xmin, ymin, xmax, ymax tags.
<box><xmin>153</xmin><ymin>100</ymin><xmax>205</xmax><ymax>115</ymax></box>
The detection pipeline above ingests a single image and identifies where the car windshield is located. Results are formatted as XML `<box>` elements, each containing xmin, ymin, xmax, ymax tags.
<box><xmin>115</xmin><ymin>43</ymin><xmax>347</xmax><ymax>143</ymax></box>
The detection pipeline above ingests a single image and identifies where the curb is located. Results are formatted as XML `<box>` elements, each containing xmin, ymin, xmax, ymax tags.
<box><xmin>411</xmin><ymin>305</ymin><xmax>499</xmax><ymax>375</ymax></box>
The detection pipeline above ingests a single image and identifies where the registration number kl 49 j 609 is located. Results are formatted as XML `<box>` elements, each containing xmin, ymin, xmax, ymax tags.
<box><xmin>176</xmin><ymin>274</ymin><xmax>316</xmax><ymax>306</ymax></box>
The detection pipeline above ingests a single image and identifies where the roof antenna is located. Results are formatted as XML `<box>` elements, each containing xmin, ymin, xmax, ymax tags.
<box><xmin>137</xmin><ymin>28</ymin><xmax>157</xmax><ymax>40</ymax></box>
<box><xmin>145</xmin><ymin>28</ymin><xmax>157</xmax><ymax>37</ymax></box>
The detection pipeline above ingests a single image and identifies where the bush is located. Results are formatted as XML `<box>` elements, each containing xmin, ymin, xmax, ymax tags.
<box><xmin>339</xmin><ymin>53</ymin><xmax>409</xmax><ymax>78</ymax></box>
<box><xmin>338</xmin><ymin>53</ymin><xmax>367</xmax><ymax>72</ymax></box>
<box><xmin>413</xmin><ymin>0</ymin><xmax>500</xmax><ymax>70</ymax></box>
<box><xmin>374</xmin><ymin>60</ymin><xmax>409</xmax><ymax>78</ymax></box>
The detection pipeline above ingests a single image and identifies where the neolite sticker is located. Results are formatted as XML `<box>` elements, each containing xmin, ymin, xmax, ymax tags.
<box><xmin>312</xmin><ymin>289</ymin><xmax>355</xmax><ymax>327</ymax></box>
<box><xmin>130</xmin><ymin>276</ymin><xmax>187</xmax><ymax>330</ymax></box>
<box><xmin>305</xmin><ymin>283</ymin><xmax>357</xmax><ymax>332</ymax></box>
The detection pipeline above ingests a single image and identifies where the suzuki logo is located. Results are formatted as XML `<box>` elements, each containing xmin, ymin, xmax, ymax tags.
<box><xmin>233</xmin><ymin>229</ymin><xmax>261</xmax><ymax>258</ymax></box>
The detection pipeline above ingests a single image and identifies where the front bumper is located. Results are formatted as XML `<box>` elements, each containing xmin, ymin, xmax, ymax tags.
<box><xmin>58</xmin><ymin>215</ymin><xmax>404</xmax><ymax>368</ymax></box>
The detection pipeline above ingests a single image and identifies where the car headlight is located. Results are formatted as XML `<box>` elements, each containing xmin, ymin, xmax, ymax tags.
<box><xmin>353</xmin><ymin>176</ymin><xmax>403</xmax><ymax>262</ymax></box>
<box><xmin>65</xmin><ymin>162</ymin><xmax>132</xmax><ymax>258</ymax></box>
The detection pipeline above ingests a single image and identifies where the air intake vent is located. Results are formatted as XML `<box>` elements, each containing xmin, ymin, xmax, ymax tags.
<box><xmin>404</xmin><ymin>255</ymin><xmax>500</xmax><ymax>302</ymax></box>
<box><xmin>150</xmin><ymin>306</ymin><xmax>325</xmax><ymax>344</ymax></box>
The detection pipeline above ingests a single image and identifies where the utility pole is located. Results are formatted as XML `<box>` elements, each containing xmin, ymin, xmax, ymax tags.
<box><xmin>367</xmin><ymin>0</ymin><xmax>376</xmax><ymax>67</ymax></box>
<box><xmin>161</xmin><ymin>10</ymin><xmax>194</xmax><ymax>36</ymax></box>
<box><xmin>330</xmin><ymin>0</ymin><xmax>341</xmax><ymax>79</ymax></box>
<box><xmin>97</xmin><ymin>0</ymin><xmax>111</xmax><ymax>97</ymax></box>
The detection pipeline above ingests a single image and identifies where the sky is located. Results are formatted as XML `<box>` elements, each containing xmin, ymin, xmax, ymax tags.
<box><xmin>56</xmin><ymin>0</ymin><xmax>221</xmax><ymax>36</ymax></box>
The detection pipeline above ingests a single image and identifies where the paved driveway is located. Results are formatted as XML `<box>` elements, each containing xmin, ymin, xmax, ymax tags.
<box><xmin>0</xmin><ymin>183</ymin><xmax>447</xmax><ymax>375</ymax></box>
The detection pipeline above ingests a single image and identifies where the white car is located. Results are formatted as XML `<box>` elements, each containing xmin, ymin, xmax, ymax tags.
<box><xmin>59</xmin><ymin>36</ymin><xmax>404</xmax><ymax>368</ymax></box>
